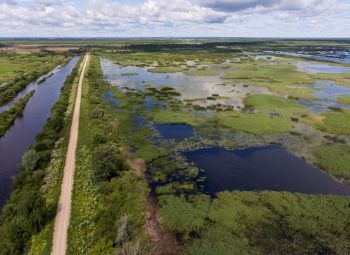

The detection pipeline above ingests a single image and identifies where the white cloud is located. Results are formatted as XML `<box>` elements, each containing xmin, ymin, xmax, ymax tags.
<box><xmin>0</xmin><ymin>0</ymin><xmax>349</xmax><ymax>37</ymax></box>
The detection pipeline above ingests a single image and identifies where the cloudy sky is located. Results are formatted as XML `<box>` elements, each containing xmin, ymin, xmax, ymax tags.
<box><xmin>1</xmin><ymin>0</ymin><xmax>350</xmax><ymax>37</ymax></box>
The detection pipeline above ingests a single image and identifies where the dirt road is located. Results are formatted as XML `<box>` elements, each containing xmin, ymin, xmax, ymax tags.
<box><xmin>51</xmin><ymin>54</ymin><xmax>89</xmax><ymax>255</ymax></box>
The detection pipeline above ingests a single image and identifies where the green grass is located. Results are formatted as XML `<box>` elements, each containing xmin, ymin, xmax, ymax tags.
<box><xmin>184</xmin><ymin>69</ymin><xmax>218</xmax><ymax>76</ymax></box>
<box><xmin>222</xmin><ymin>63</ymin><xmax>315</xmax><ymax>99</ymax></box>
<box><xmin>216</xmin><ymin>111</ymin><xmax>290</xmax><ymax>135</ymax></box>
<box><xmin>0</xmin><ymin>54</ymin><xmax>68</xmax><ymax>106</ymax></box>
<box><xmin>150</xmin><ymin>110</ymin><xmax>205</xmax><ymax>127</ymax></box>
<box><xmin>311</xmin><ymin>73</ymin><xmax>350</xmax><ymax>87</ymax></box>
<box><xmin>312</xmin><ymin>110</ymin><xmax>350</xmax><ymax>135</ymax></box>
<box><xmin>148</xmin><ymin>66</ymin><xmax>183</xmax><ymax>73</ymax></box>
<box><xmin>222</xmin><ymin>64</ymin><xmax>314</xmax><ymax>84</ymax></box>
<box><xmin>0</xmin><ymin>90</ymin><xmax>34</xmax><ymax>137</ymax></box>
<box><xmin>243</xmin><ymin>94</ymin><xmax>308</xmax><ymax>117</ymax></box>
<box><xmin>337</xmin><ymin>96</ymin><xmax>350</xmax><ymax>105</ymax></box>
<box><xmin>314</xmin><ymin>144</ymin><xmax>350</xmax><ymax>180</ymax></box>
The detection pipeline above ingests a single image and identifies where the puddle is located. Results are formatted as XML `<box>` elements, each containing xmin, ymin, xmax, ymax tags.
<box><xmin>155</xmin><ymin>124</ymin><xmax>194</xmax><ymax>140</ymax></box>
<box><xmin>184</xmin><ymin>146</ymin><xmax>350</xmax><ymax>196</ymax></box>
<box><xmin>299</xmin><ymin>80</ymin><xmax>350</xmax><ymax>112</ymax></box>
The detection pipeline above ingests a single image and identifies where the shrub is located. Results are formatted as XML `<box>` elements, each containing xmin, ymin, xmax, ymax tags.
<box><xmin>92</xmin><ymin>143</ymin><xmax>126</xmax><ymax>182</ymax></box>
<box><xmin>21</xmin><ymin>149</ymin><xmax>40</xmax><ymax>171</ymax></box>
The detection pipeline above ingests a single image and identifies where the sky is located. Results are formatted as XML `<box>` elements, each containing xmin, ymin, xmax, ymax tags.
<box><xmin>1</xmin><ymin>0</ymin><xmax>350</xmax><ymax>37</ymax></box>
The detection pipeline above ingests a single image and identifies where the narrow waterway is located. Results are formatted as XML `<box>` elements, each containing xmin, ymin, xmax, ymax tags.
<box><xmin>0</xmin><ymin>66</ymin><xmax>61</xmax><ymax>113</ymax></box>
<box><xmin>0</xmin><ymin>56</ymin><xmax>79</xmax><ymax>208</ymax></box>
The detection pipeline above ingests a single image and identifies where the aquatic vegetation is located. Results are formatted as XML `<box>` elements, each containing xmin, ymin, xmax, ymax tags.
<box><xmin>148</xmin><ymin>66</ymin><xmax>183</xmax><ymax>73</ymax></box>
<box><xmin>0</xmin><ymin>90</ymin><xmax>34</xmax><ymax>137</ymax></box>
<box><xmin>121</xmin><ymin>72</ymin><xmax>139</xmax><ymax>76</ymax></box>
<box><xmin>184</xmin><ymin>69</ymin><xmax>218</xmax><ymax>76</ymax></box>
<box><xmin>314</xmin><ymin>144</ymin><xmax>350</xmax><ymax>180</ymax></box>
<box><xmin>216</xmin><ymin>111</ymin><xmax>290</xmax><ymax>135</ymax></box>
<box><xmin>244</xmin><ymin>94</ymin><xmax>308</xmax><ymax>117</ymax></box>
<box><xmin>222</xmin><ymin>63</ymin><xmax>316</xmax><ymax>99</ymax></box>
<box><xmin>311</xmin><ymin>72</ymin><xmax>350</xmax><ymax>87</ymax></box>
<box><xmin>150</xmin><ymin>110</ymin><xmax>205</xmax><ymax>127</ymax></box>
<box><xmin>159</xmin><ymin>191</ymin><xmax>350</xmax><ymax>255</ymax></box>
<box><xmin>311</xmin><ymin>110</ymin><xmax>350</xmax><ymax>135</ymax></box>
<box><xmin>337</xmin><ymin>96</ymin><xmax>350</xmax><ymax>105</ymax></box>
<box><xmin>159</xmin><ymin>194</ymin><xmax>210</xmax><ymax>237</ymax></box>
<box><xmin>133</xmin><ymin>145</ymin><xmax>167</xmax><ymax>163</ymax></box>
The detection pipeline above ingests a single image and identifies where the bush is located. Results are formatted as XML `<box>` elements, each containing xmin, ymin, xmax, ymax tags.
<box><xmin>92</xmin><ymin>143</ymin><xmax>126</xmax><ymax>182</ymax></box>
<box><xmin>21</xmin><ymin>149</ymin><xmax>39</xmax><ymax>171</ymax></box>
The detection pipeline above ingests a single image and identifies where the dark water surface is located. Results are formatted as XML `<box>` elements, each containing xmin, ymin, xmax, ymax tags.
<box><xmin>155</xmin><ymin>124</ymin><xmax>194</xmax><ymax>139</ymax></box>
<box><xmin>0</xmin><ymin>56</ymin><xmax>79</xmax><ymax>208</ymax></box>
<box><xmin>185</xmin><ymin>146</ymin><xmax>350</xmax><ymax>196</ymax></box>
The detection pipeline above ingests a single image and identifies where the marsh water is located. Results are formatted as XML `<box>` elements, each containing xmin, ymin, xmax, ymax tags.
<box><xmin>0</xmin><ymin>56</ymin><xmax>79</xmax><ymax>207</ymax></box>
<box><xmin>295</xmin><ymin>61</ymin><xmax>350</xmax><ymax>74</ymax></box>
<box><xmin>101</xmin><ymin>58</ymin><xmax>269</xmax><ymax>109</ymax></box>
<box><xmin>268</xmin><ymin>51</ymin><xmax>350</xmax><ymax>64</ymax></box>
<box><xmin>300</xmin><ymin>80</ymin><xmax>350</xmax><ymax>112</ymax></box>
<box><xmin>155</xmin><ymin>124</ymin><xmax>194</xmax><ymax>139</ymax></box>
<box><xmin>185</xmin><ymin>146</ymin><xmax>350</xmax><ymax>196</ymax></box>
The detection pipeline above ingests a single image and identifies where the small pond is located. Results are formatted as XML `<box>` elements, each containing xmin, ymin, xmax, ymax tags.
<box><xmin>185</xmin><ymin>146</ymin><xmax>350</xmax><ymax>196</ymax></box>
<box><xmin>155</xmin><ymin>124</ymin><xmax>194</xmax><ymax>140</ymax></box>
<box><xmin>299</xmin><ymin>80</ymin><xmax>350</xmax><ymax>112</ymax></box>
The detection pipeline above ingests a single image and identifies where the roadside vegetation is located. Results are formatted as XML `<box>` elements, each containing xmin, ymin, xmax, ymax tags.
<box><xmin>0</xmin><ymin>90</ymin><xmax>34</xmax><ymax>137</ymax></box>
<box><xmin>67</xmin><ymin>55</ymin><xmax>150</xmax><ymax>254</ymax></box>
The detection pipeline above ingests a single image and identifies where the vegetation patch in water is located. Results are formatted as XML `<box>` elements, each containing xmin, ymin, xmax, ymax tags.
<box><xmin>244</xmin><ymin>94</ymin><xmax>308</xmax><ymax>117</ymax></box>
<box><xmin>311</xmin><ymin>110</ymin><xmax>350</xmax><ymax>135</ymax></box>
<box><xmin>121</xmin><ymin>72</ymin><xmax>139</xmax><ymax>76</ymax></box>
<box><xmin>184</xmin><ymin>69</ymin><xmax>218</xmax><ymax>76</ymax></box>
<box><xmin>0</xmin><ymin>90</ymin><xmax>34</xmax><ymax>137</ymax></box>
<box><xmin>148</xmin><ymin>66</ymin><xmax>183</xmax><ymax>73</ymax></box>
<box><xmin>216</xmin><ymin>111</ymin><xmax>289</xmax><ymax>135</ymax></box>
<box><xmin>336</xmin><ymin>96</ymin><xmax>350</xmax><ymax>105</ymax></box>
<box><xmin>314</xmin><ymin>144</ymin><xmax>350</xmax><ymax>180</ymax></box>
<box><xmin>150</xmin><ymin>110</ymin><xmax>204</xmax><ymax>127</ymax></box>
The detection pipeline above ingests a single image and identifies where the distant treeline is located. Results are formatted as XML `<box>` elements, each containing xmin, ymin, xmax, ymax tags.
<box><xmin>0</xmin><ymin>42</ymin><xmax>14</xmax><ymax>48</ymax></box>
<box><xmin>124</xmin><ymin>41</ymin><xmax>266</xmax><ymax>51</ymax></box>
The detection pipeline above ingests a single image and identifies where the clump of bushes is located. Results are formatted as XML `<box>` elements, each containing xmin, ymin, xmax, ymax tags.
<box><xmin>92</xmin><ymin>143</ymin><xmax>127</xmax><ymax>183</ymax></box>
